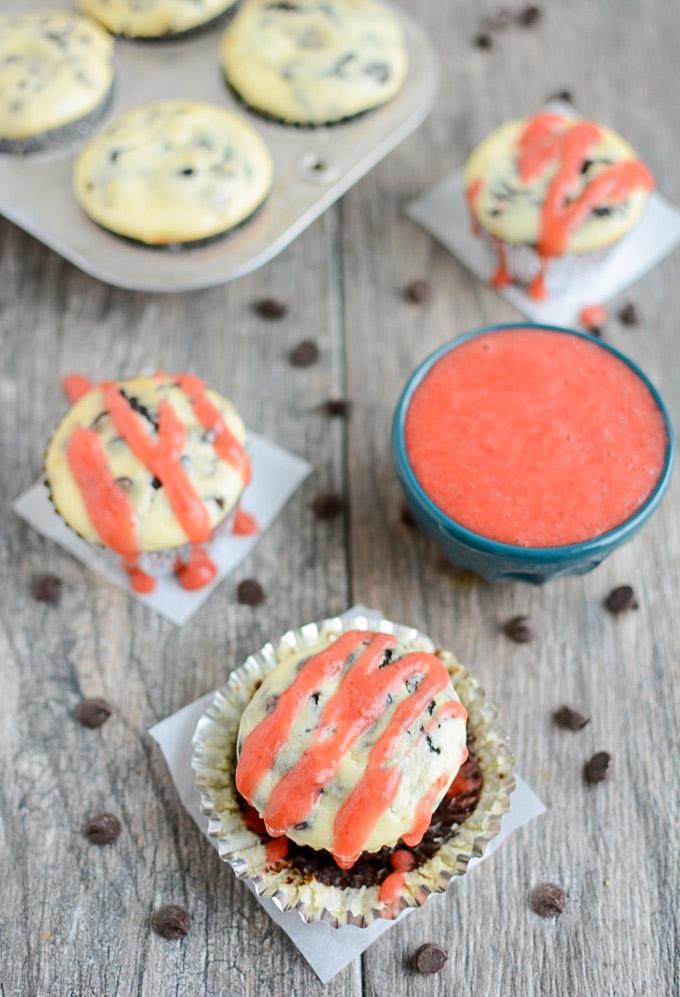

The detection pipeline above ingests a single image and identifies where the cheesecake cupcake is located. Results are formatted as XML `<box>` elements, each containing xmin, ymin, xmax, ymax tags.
<box><xmin>0</xmin><ymin>10</ymin><xmax>114</xmax><ymax>154</ymax></box>
<box><xmin>193</xmin><ymin>615</ymin><xmax>514</xmax><ymax>926</ymax></box>
<box><xmin>74</xmin><ymin>100</ymin><xmax>273</xmax><ymax>247</ymax></box>
<box><xmin>45</xmin><ymin>372</ymin><xmax>251</xmax><ymax>593</ymax></box>
<box><xmin>220</xmin><ymin>0</ymin><xmax>409</xmax><ymax>126</ymax></box>
<box><xmin>76</xmin><ymin>0</ymin><xmax>238</xmax><ymax>39</ymax></box>
<box><xmin>463</xmin><ymin>112</ymin><xmax>654</xmax><ymax>300</ymax></box>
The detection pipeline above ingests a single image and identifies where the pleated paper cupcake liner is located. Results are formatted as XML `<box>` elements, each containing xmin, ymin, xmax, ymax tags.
<box><xmin>192</xmin><ymin>613</ymin><xmax>516</xmax><ymax>928</ymax></box>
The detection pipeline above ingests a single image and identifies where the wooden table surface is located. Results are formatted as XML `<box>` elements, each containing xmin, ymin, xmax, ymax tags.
<box><xmin>2</xmin><ymin>1</ymin><xmax>679</xmax><ymax>994</ymax></box>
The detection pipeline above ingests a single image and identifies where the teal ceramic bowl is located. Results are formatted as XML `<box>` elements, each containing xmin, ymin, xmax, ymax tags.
<box><xmin>392</xmin><ymin>323</ymin><xmax>675</xmax><ymax>584</ymax></box>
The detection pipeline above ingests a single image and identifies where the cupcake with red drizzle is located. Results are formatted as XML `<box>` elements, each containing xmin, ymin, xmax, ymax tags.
<box><xmin>464</xmin><ymin>112</ymin><xmax>654</xmax><ymax>299</ymax></box>
<box><xmin>192</xmin><ymin>616</ymin><xmax>515</xmax><ymax>926</ymax></box>
<box><xmin>45</xmin><ymin>372</ymin><xmax>252</xmax><ymax>593</ymax></box>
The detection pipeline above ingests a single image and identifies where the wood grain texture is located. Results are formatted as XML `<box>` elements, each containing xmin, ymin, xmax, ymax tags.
<box><xmin>1</xmin><ymin>0</ymin><xmax>679</xmax><ymax>994</ymax></box>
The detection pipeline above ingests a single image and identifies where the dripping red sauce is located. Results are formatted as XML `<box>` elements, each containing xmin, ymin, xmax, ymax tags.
<box><xmin>175</xmin><ymin>544</ymin><xmax>217</xmax><ymax>590</ymax></box>
<box><xmin>233</xmin><ymin>508</ymin><xmax>259</xmax><ymax>536</ymax></box>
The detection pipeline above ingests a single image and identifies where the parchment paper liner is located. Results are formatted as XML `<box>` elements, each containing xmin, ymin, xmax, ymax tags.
<box><xmin>192</xmin><ymin>614</ymin><xmax>516</xmax><ymax>928</ymax></box>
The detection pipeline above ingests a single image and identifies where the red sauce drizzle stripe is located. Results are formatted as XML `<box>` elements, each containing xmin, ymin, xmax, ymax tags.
<box><xmin>465</xmin><ymin>177</ymin><xmax>483</xmax><ymax>236</ymax></box>
<box><xmin>236</xmin><ymin>631</ymin><xmax>373</xmax><ymax>803</ymax></box>
<box><xmin>104</xmin><ymin>386</ymin><xmax>212</xmax><ymax>544</ymax></box>
<box><xmin>66</xmin><ymin>427</ymin><xmax>139</xmax><ymax>562</ymax></box>
<box><xmin>402</xmin><ymin>772</ymin><xmax>454</xmax><ymax>848</ymax></box>
<box><xmin>517</xmin><ymin>113</ymin><xmax>654</xmax><ymax>258</ymax></box>
<box><xmin>332</xmin><ymin>673</ymin><xmax>466</xmax><ymax>868</ymax></box>
<box><xmin>62</xmin><ymin>374</ymin><xmax>93</xmax><ymax>405</ymax></box>
<box><xmin>176</xmin><ymin>373</ymin><xmax>252</xmax><ymax>486</ymax></box>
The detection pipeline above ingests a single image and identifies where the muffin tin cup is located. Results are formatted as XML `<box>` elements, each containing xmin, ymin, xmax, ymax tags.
<box><xmin>192</xmin><ymin>613</ymin><xmax>516</xmax><ymax>929</ymax></box>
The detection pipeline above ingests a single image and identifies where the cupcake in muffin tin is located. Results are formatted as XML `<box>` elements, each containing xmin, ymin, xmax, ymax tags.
<box><xmin>463</xmin><ymin>112</ymin><xmax>654</xmax><ymax>300</ymax></box>
<box><xmin>193</xmin><ymin>616</ymin><xmax>514</xmax><ymax>926</ymax></box>
<box><xmin>220</xmin><ymin>0</ymin><xmax>409</xmax><ymax>126</ymax></box>
<box><xmin>74</xmin><ymin>100</ymin><xmax>274</xmax><ymax>247</ymax></box>
<box><xmin>44</xmin><ymin>372</ymin><xmax>252</xmax><ymax>593</ymax></box>
<box><xmin>76</xmin><ymin>0</ymin><xmax>239</xmax><ymax>40</ymax></box>
<box><xmin>0</xmin><ymin>11</ymin><xmax>115</xmax><ymax>154</ymax></box>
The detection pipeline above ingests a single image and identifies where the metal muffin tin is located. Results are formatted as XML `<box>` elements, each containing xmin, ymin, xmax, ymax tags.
<box><xmin>0</xmin><ymin>0</ymin><xmax>439</xmax><ymax>292</ymax></box>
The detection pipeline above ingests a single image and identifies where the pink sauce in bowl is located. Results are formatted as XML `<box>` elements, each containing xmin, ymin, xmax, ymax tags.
<box><xmin>394</xmin><ymin>325</ymin><xmax>673</xmax><ymax>582</ymax></box>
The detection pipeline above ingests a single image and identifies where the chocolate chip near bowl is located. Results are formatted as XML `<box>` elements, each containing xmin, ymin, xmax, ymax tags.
<box><xmin>192</xmin><ymin>615</ymin><xmax>514</xmax><ymax>927</ymax></box>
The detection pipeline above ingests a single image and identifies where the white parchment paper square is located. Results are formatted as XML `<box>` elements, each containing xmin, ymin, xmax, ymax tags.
<box><xmin>406</xmin><ymin>123</ymin><xmax>680</xmax><ymax>326</ymax></box>
<box><xmin>13</xmin><ymin>432</ymin><xmax>311</xmax><ymax>626</ymax></box>
<box><xmin>149</xmin><ymin>606</ymin><xmax>545</xmax><ymax>983</ymax></box>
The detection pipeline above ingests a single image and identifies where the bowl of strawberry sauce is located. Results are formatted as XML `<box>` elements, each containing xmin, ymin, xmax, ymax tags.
<box><xmin>393</xmin><ymin>323</ymin><xmax>674</xmax><ymax>583</ymax></box>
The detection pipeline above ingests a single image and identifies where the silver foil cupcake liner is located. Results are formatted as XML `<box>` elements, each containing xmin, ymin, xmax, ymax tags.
<box><xmin>192</xmin><ymin>614</ymin><xmax>516</xmax><ymax>928</ymax></box>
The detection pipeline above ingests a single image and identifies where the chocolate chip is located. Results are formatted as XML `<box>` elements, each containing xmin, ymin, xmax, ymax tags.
<box><xmin>179</xmin><ymin>167</ymin><xmax>195</xmax><ymax>176</ymax></box>
<box><xmin>289</xmin><ymin>340</ymin><xmax>319</xmax><ymax>367</ymax></box>
<box><xmin>549</xmin><ymin>88</ymin><xmax>573</xmax><ymax>103</ymax></box>
<box><xmin>85</xmin><ymin>812</ymin><xmax>121</xmax><ymax>845</ymax></box>
<box><xmin>404</xmin><ymin>278</ymin><xmax>431</xmax><ymax>303</ymax></box>
<box><xmin>30</xmin><ymin>573</ymin><xmax>63</xmax><ymax>605</ymax></box>
<box><xmin>254</xmin><ymin>297</ymin><xmax>288</xmax><ymax>320</ymax></box>
<box><xmin>589</xmin><ymin>326</ymin><xmax>602</xmax><ymax>338</ymax></box>
<box><xmin>528</xmin><ymin>882</ymin><xmax>566</xmax><ymax>917</ymax></box>
<box><xmin>486</xmin><ymin>8</ymin><xmax>512</xmax><ymax>30</ymax></box>
<box><xmin>618</xmin><ymin>302</ymin><xmax>639</xmax><ymax>326</ymax></box>
<box><xmin>604</xmin><ymin>585</ymin><xmax>638</xmax><ymax>614</ymax></box>
<box><xmin>502</xmin><ymin>615</ymin><xmax>535</xmax><ymax>643</ymax></box>
<box><xmin>474</xmin><ymin>32</ymin><xmax>493</xmax><ymax>49</ymax></box>
<box><xmin>237</xmin><ymin>578</ymin><xmax>265</xmax><ymax>606</ymax></box>
<box><xmin>584</xmin><ymin>751</ymin><xmax>612</xmax><ymax>784</ymax></box>
<box><xmin>152</xmin><ymin>905</ymin><xmax>191</xmax><ymax>940</ymax></box>
<box><xmin>553</xmin><ymin>706</ymin><xmax>590</xmax><ymax>731</ymax></box>
<box><xmin>517</xmin><ymin>5</ymin><xmax>542</xmax><ymax>26</ymax></box>
<box><xmin>311</xmin><ymin>491</ymin><xmax>343</xmax><ymax>519</ymax></box>
<box><xmin>77</xmin><ymin>697</ymin><xmax>113</xmax><ymax>729</ymax></box>
<box><xmin>323</xmin><ymin>398</ymin><xmax>352</xmax><ymax>417</ymax></box>
<box><xmin>412</xmin><ymin>943</ymin><xmax>448</xmax><ymax>975</ymax></box>
<box><xmin>401</xmin><ymin>503</ymin><xmax>416</xmax><ymax>528</ymax></box>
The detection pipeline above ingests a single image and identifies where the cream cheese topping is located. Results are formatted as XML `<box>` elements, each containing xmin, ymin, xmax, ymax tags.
<box><xmin>221</xmin><ymin>0</ymin><xmax>409</xmax><ymax>125</ymax></box>
<box><xmin>0</xmin><ymin>11</ymin><xmax>114</xmax><ymax>142</ymax></box>
<box><xmin>74</xmin><ymin>100</ymin><xmax>273</xmax><ymax>244</ymax></box>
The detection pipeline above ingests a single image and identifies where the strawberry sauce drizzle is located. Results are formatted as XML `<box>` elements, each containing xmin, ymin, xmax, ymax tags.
<box><xmin>62</xmin><ymin>374</ymin><xmax>94</xmax><ymax>405</ymax></box>
<box><xmin>237</xmin><ymin>632</ymin><xmax>467</xmax><ymax>869</ymax></box>
<box><xmin>175</xmin><ymin>544</ymin><xmax>218</xmax><ymax>590</ymax></box>
<box><xmin>233</xmin><ymin>508</ymin><xmax>258</xmax><ymax>535</ymax></box>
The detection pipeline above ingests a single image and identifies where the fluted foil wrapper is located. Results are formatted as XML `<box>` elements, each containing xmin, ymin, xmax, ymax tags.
<box><xmin>192</xmin><ymin>614</ymin><xmax>516</xmax><ymax>929</ymax></box>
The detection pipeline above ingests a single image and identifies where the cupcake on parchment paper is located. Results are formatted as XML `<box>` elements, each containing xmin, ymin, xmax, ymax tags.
<box><xmin>220</xmin><ymin>0</ymin><xmax>409</xmax><ymax>126</ymax></box>
<box><xmin>45</xmin><ymin>372</ymin><xmax>252</xmax><ymax>594</ymax></box>
<box><xmin>463</xmin><ymin>112</ymin><xmax>654</xmax><ymax>300</ymax></box>
<box><xmin>193</xmin><ymin>616</ymin><xmax>515</xmax><ymax>927</ymax></box>
<box><xmin>76</xmin><ymin>0</ymin><xmax>238</xmax><ymax>39</ymax></box>
<box><xmin>0</xmin><ymin>10</ymin><xmax>114</xmax><ymax>154</ymax></box>
<box><xmin>74</xmin><ymin>100</ymin><xmax>273</xmax><ymax>247</ymax></box>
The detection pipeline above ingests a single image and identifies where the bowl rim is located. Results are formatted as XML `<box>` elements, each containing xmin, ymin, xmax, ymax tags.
<box><xmin>392</xmin><ymin>321</ymin><xmax>675</xmax><ymax>563</ymax></box>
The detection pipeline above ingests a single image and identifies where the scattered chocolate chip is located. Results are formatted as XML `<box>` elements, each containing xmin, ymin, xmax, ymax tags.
<box><xmin>237</xmin><ymin>578</ymin><xmax>265</xmax><ymax>606</ymax></box>
<box><xmin>152</xmin><ymin>905</ymin><xmax>191</xmax><ymax>940</ymax></box>
<box><xmin>604</xmin><ymin>585</ymin><xmax>638</xmax><ymax>614</ymax></box>
<box><xmin>548</xmin><ymin>88</ymin><xmax>573</xmax><ymax>103</ymax></box>
<box><xmin>486</xmin><ymin>7</ymin><xmax>512</xmax><ymax>30</ymax></box>
<box><xmin>77</xmin><ymin>697</ymin><xmax>113</xmax><ymax>729</ymax></box>
<box><xmin>311</xmin><ymin>491</ymin><xmax>343</xmax><ymax>520</ymax></box>
<box><xmin>289</xmin><ymin>339</ymin><xmax>319</xmax><ymax>367</ymax></box>
<box><xmin>323</xmin><ymin>398</ymin><xmax>352</xmax><ymax>418</ymax></box>
<box><xmin>502</xmin><ymin>615</ymin><xmax>535</xmax><ymax>643</ymax></box>
<box><xmin>517</xmin><ymin>4</ymin><xmax>542</xmax><ymax>26</ymax></box>
<box><xmin>528</xmin><ymin>882</ymin><xmax>566</xmax><ymax>917</ymax></box>
<box><xmin>553</xmin><ymin>706</ymin><xmax>590</xmax><ymax>731</ymax></box>
<box><xmin>30</xmin><ymin>573</ymin><xmax>63</xmax><ymax>605</ymax></box>
<box><xmin>85</xmin><ymin>812</ymin><xmax>121</xmax><ymax>845</ymax></box>
<box><xmin>404</xmin><ymin>278</ymin><xmax>431</xmax><ymax>303</ymax></box>
<box><xmin>401</xmin><ymin>503</ymin><xmax>416</xmax><ymax>528</ymax></box>
<box><xmin>254</xmin><ymin>297</ymin><xmax>287</xmax><ymax>320</ymax></box>
<box><xmin>412</xmin><ymin>943</ymin><xmax>448</xmax><ymax>975</ymax></box>
<box><xmin>584</xmin><ymin>751</ymin><xmax>612</xmax><ymax>784</ymax></box>
<box><xmin>618</xmin><ymin>302</ymin><xmax>639</xmax><ymax>326</ymax></box>
<box><xmin>474</xmin><ymin>32</ymin><xmax>493</xmax><ymax>49</ymax></box>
